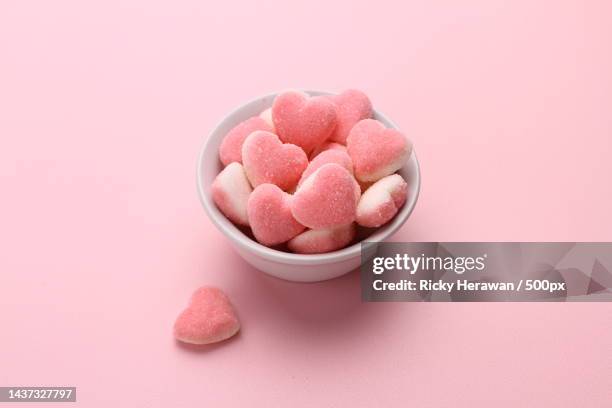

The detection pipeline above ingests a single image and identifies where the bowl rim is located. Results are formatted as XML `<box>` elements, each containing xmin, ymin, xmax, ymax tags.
<box><xmin>197</xmin><ymin>90</ymin><xmax>421</xmax><ymax>265</ymax></box>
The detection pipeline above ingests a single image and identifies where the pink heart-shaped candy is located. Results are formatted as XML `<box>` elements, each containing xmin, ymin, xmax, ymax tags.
<box><xmin>173</xmin><ymin>287</ymin><xmax>240</xmax><ymax>345</ymax></box>
<box><xmin>247</xmin><ymin>184</ymin><xmax>306</xmax><ymax>246</ymax></box>
<box><xmin>309</xmin><ymin>141</ymin><xmax>347</xmax><ymax>160</ymax></box>
<box><xmin>327</xmin><ymin>89</ymin><xmax>373</xmax><ymax>144</ymax></box>
<box><xmin>272</xmin><ymin>91</ymin><xmax>337</xmax><ymax>155</ymax></box>
<box><xmin>211</xmin><ymin>162</ymin><xmax>252</xmax><ymax>226</ymax></box>
<box><xmin>288</xmin><ymin>223</ymin><xmax>356</xmax><ymax>254</ymax></box>
<box><xmin>298</xmin><ymin>148</ymin><xmax>353</xmax><ymax>187</ymax></box>
<box><xmin>347</xmin><ymin>119</ymin><xmax>412</xmax><ymax>182</ymax></box>
<box><xmin>291</xmin><ymin>163</ymin><xmax>360</xmax><ymax>229</ymax></box>
<box><xmin>242</xmin><ymin>131</ymin><xmax>308</xmax><ymax>191</ymax></box>
<box><xmin>219</xmin><ymin>116</ymin><xmax>274</xmax><ymax>166</ymax></box>
<box><xmin>356</xmin><ymin>174</ymin><xmax>408</xmax><ymax>228</ymax></box>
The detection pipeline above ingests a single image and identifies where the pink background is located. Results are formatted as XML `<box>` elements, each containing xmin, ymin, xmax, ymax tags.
<box><xmin>1</xmin><ymin>0</ymin><xmax>611</xmax><ymax>406</ymax></box>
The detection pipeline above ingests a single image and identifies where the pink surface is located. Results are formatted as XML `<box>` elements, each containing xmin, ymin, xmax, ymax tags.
<box><xmin>0</xmin><ymin>0</ymin><xmax>611</xmax><ymax>407</ymax></box>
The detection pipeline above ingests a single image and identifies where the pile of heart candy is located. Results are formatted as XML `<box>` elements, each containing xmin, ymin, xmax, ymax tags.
<box><xmin>212</xmin><ymin>89</ymin><xmax>413</xmax><ymax>254</ymax></box>
<box><xmin>173</xmin><ymin>90</ymin><xmax>413</xmax><ymax>347</ymax></box>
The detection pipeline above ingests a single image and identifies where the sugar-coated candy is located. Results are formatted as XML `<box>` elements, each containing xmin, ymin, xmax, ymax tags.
<box><xmin>211</xmin><ymin>162</ymin><xmax>252</xmax><ymax>226</ymax></box>
<box><xmin>309</xmin><ymin>141</ymin><xmax>347</xmax><ymax>160</ymax></box>
<box><xmin>327</xmin><ymin>89</ymin><xmax>372</xmax><ymax>144</ymax></box>
<box><xmin>291</xmin><ymin>164</ymin><xmax>360</xmax><ymax>229</ymax></box>
<box><xmin>298</xmin><ymin>148</ymin><xmax>353</xmax><ymax>186</ymax></box>
<box><xmin>219</xmin><ymin>117</ymin><xmax>273</xmax><ymax>166</ymax></box>
<box><xmin>242</xmin><ymin>131</ymin><xmax>308</xmax><ymax>192</ymax></box>
<box><xmin>356</xmin><ymin>174</ymin><xmax>408</xmax><ymax>227</ymax></box>
<box><xmin>259</xmin><ymin>108</ymin><xmax>275</xmax><ymax>132</ymax></box>
<box><xmin>174</xmin><ymin>287</ymin><xmax>240</xmax><ymax>345</ymax></box>
<box><xmin>347</xmin><ymin>119</ymin><xmax>412</xmax><ymax>182</ymax></box>
<box><xmin>247</xmin><ymin>184</ymin><xmax>306</xmax><ymax>246</ymax></box>
<box><xmin>357</xmin><ymin>179</ymin><xmax>374</xmax><ymax>193</ymax></box>
<box><xmin>212</xmin><ymin>89</ymin><xmax>414</xmax><ymax>255</ymax></box>
<box><xmin>288</xmin><ymin>223</ymin><xmax>356</xmax><ymax>254</ymax></box>
<box><xmin>272</xmin><ymin>90</ymin><xmax>337</xmax><ymax>155</ymax></box>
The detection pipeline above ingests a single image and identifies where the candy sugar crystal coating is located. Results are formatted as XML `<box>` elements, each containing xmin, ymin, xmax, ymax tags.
<box><xmin>347</xmin><ymin>119</ymin><xmax>412</xmax><ymax>182</ymax></box>
<box><xmin>173</xmin><ymin>287</ymin><xmax>240</xmax><ymax>345</ymax></box>
<box><xmin>242</xmin><ymin>130</ymin><xmax>308</xmax><ymax>192</ymax></box>
<box><xmin>291</xmin><ymin>163</ymin><xmax>360</xmax><ymax>229</ymax></box>
<box><xmin>211</xmin><ymin>162</ymin><xmax>253</xmax><ymax>226</ymax></box>
<box><xmin>309</xmin><ymin>141</ymin><xmax>347</xmax><ymax>160</ymax></box>
<box><xmin>298</xmin><ymin>148</ymin><xmax>354</xmax><ymax>186</ymax></box>
<box><xmin>288</xmin><ymin>223</ymin><xmax>356</xmax><ymax>254</ymax></box>
<box><xmin>272</xmin><ymin>90</ymin><xmax>337</xmax><ymax>155</ymax></box>
<box><xmin>327</xmin><ymin>89</ymin><xmax>373</xmax><ymax>144</ymax></box>
<box><xmin>247</xmin><ymin>183</ymin><xmax>306</xmax><ymax>246</ymax></box>
<box><xmin>259</xmin><ymin>108</ymin><xmax>275</xmax><ymax>132</ymax></box>
<box><xmin>219</xmin><ymin>116</ymin><xmax>273</xmax><ymax>166</ymax></box>
<box><xmin>356</xmin><ymin>174</ymin><xmax>408</xmax><ymax>227</ymax></box>
<box><xmin>212</xmin><ymin>90</ymin><xmax>414</xmax><ymax>254</ymax></box>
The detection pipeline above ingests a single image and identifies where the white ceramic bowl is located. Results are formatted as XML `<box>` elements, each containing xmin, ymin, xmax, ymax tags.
<box><xmin>197</xmin><ymin>90</ymin><xmax>420</xmax><ymax>282</ymax></box>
